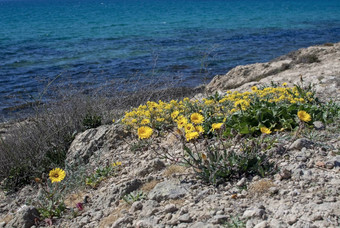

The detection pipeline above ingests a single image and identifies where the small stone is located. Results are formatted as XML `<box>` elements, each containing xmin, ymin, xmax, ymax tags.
<box><xmin>313</xmin><ymin>121</ymin><xmax>325</xmax><ymax>130</ymax></box>
<box><xmin>92</xmin><ymin>211</ymin><xmax>103</xmax><ymax>221</ymax></box>
<box><xmin>129</xmin><ymin>201</ymin><xmax>143</xmax><ymax>213</ymax></box>
<box><xmin>325</xmin><ymin>161</ymin><xmax>334</xmax><ymax>169</ymax></box>
<box><xmin>279</xmin><ymin>169</ymin><xmax>291</xmax><ymax>180</ymax></box>
<box><xmin>164</xmin><ymin>204</ymin><xmax>178</xmax><ymax>213</ymax></box>
<box><xmin>315</xmin><ymin>161</ymin><xmax>325</xmax><ymax>168</ymax></box>
<box><xmin>165</xmin><ymin>213</ymin><xmax>172</xmax><ymax>220</ymax></box>
<box><xmin>254</xmin><ymin>221</ymin><xmax>268</xmax><ymax>228</ymax></box>
<box><xmin>289</xmin><ymin>138</ymin><xmax>313</xmax><ymax>150</ymax></box>
<box><xmin>0</xmin><ymin>222</ymin><xmax>6</xmax><ymax>228</ymax></box>
<box><xmin>243</xmin><ymin>208</ymin><xmax>265</xmax><ymax>219</ymax></box>
<box><xmin>312</xmin><ymin>213</ymin><xmax>323</xmax><ymax>221</ymax></box>
<box><xmin>211</xmin><ymin>215</ymin><xmax>228</xmax><ymax>224</ymax></box>
<box><xmin>296</xmin><ymin>155</ymin><xmax>308</xmax><ymax>162</ymax></box>
<box><xmin>287</xmin><ymin>215</ymin><xmax>298</xmax><ymax>225</ymax></box>
<box><xmin>178</xmin><ymin>214</ymin><xmax>192</xmax><ymax>223</ymax></box>
<box><xmin>315</xmin><ymin>199</ymin><xmax>323</xmax><ymax>204</ymax></box>
<box><xmin>269</xmin><ymin>187</ymin><xmax>279</xmax><ymax>195</ymax></box>
<box><xmin>111</xmin><ymin>216</ymin><xmax>133</xmax><ymax>228</ymax></box>
<box><xmin>216</xmin><ymin>210</ymin><xmax>224</xmax><ymax>215</ymax></box>
<box><xmin>79</xmin><ymin>216</ymin><xmax>90</xmax><ymax>226</ymax></box>
<box><xmin>236</xmin><ymin>177</ymin><xmax>247</xmax><ymax>187</ymax></box>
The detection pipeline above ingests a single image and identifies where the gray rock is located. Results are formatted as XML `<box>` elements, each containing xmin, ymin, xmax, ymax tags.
<box><xmin>269</xmin><ymin>219</ymin><xmax>288</xmax><ymax>228</ymax></box>
<box><xmin>129</xmin><ymin>201</ymin><xmax>143</xmax><ymax>213</ymax></box>
<box><xmin>148</xmin><ymin>180</ymin><xmax>188</xmax><ymax>202</ymax></box>
<box><xmin>66</xmin><ymin>125</ymin><xmax>111</xmax><ymax>165</ymax></box>
<box><xmin>313</xmin><ymin>121</ymin><xmax>325</xmax><ymax>130</ymax></box>
<box><xmin>286</xmin><ymin>214</ymin><xmax>298</xmax><ymax>225</ymax></box>
<box><xmin>134</xmin><ymin>217</ymin><xmax>160</xmax><ymax>228</ymax></box>
<box><xmin>163</xmin><ymin>204</ymin><xmax>178</xmax><ymax>213</ymax></box>
<box><xmin>5</xmin><ymin>206</ymin><xmax>39</xmax><ymax>228</ymax></box>
<box><xmin>0</xmin><ymin>222</ymin><xmax>6</xmax><ymax>228</ymax></box>
<box><xmin>79</xmin><ymin>216</ymin><xmax>90</xmax><ymax>226</ymax></box>
<box><xmin>325</xmin><ymin>161</ymin><xmax>334</xmax><ymax>169</ymax></box>
<box><xmin>189</xmin><ymin>222</ymin><xmax>218</xmax><ymax>228</ymax></box>
<box><xmin>279</xmin><ymin>169</ymin><xmax>292</xmax><ymax>180</ymax></box>
<box><xmin>254</xmin><ymin>221</ymin><xmax>268</xmax><ymax>228</ymax></box>
<box><xmin>236</xmin><ymin>177</ymin><xmax>247</xmax><ymax>187</ymax></box>
<box><xmin>289</xmin><ymin>138</ymin><xmax>314</xmax><ymax>150</ymax></box>
<box><xmin>140</xmin><ymin>200</ymin><xmax>159</xmax><ymax>217</ymax></box>
<box><xmin>178</xmin><ymin>214</ymin><xmax>192</xmax><ymax>223</ymax></box>
<box><xmin>137</xmin><ymin>159</ymin><xmax>166</xmax><ymax>176</ymax></box>
<box><xmin>111</xmin><ymin>216</ymin><xmax>133</xmax><ymax>228</ymax></box>
<box><xmin>119</xmin><ymin>178</ymin><xmax>143</xmax><ymax>197</ymax></box>
<box><xmin>243</xmin><ymin>208</ymin><xmax>266</xmax><ymax>219</ymax></box>
<box><xmin>210</xmin><ymin>215</ymin><xmax>228</xmax><ymax>224</ymax></box>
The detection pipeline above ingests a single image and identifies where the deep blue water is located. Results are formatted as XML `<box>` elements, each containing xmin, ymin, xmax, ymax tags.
<box><xmin>1</xmin><ymin>0</ymin><xmax>340</xmax><ymax>116</ymax></box>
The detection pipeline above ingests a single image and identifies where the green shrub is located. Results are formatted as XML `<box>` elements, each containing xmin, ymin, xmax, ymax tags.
<box><xmin>82</xmin><ymin>113</ymin><xmax>102</xmax><ymax>129</ymax></box>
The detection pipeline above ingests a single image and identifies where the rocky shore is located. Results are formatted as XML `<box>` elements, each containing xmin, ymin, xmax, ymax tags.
<box><xmin>1</xmin><ymin>42</ymin><xmax>340</xmax><ymax>228</ymax></box>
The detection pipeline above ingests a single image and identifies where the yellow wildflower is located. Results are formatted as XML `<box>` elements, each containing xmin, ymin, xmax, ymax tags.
<box><xmin>112</xmin><ymin>161</ymin><xmax>122</xmax><ymax>167</ymax></box>
<box><xmin>185</xmin><ymin>123</ymin><xmax>195</xmax><ymax>133</ymax></box>
<box><xmin>190</xmin><ymin>113</ymin><xmax>204</xmax><ymax>124</ymax></box>
<box><xmin>49</xmin><ymin>168</ymin><xmax>66</xmax><ymax>183</ymax></box>
<box><xmin>137</xmin><ymin>126</ymin><xmax>153</xmax><ymax>139</ymax></box>
<box><xmin>260</xmin><ymin>127</ymin><xmax>271</xmax><ymax>134</ymax></box>
<box><xmin>177</xmin><ymin>116</ymin><xmax>188</xmax><ymax>129</ymax></box>
<box><xmin>141</xmin><ymin>118</ymin><xmax>150</xmax><ymax>125</ymax></box>
<box><xmin>297</xmin><ymin>111</ymin><xmax>311</xmax><ymax>122</ymax></box>
<box><xmin>195</xmin><ymin>125</ymin><xmax>204</xmax><ymax>133</ymax></box>
<box><xmin>185</xmin><ymin>131</ymin><xmax>199</xmax><ymax>141</ymax></box>
<box><xmin>211</xmin><ymin>123</ymin><xmax>223</xmax><ymax>131</ymax></box>
<box><xmin>171</xmin><ymin>111</ymin><xmax>180</xmax><ymax>120</ymax></box>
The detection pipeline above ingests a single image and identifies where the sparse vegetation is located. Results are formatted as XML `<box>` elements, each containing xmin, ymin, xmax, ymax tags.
<box><xmin>122</xmin><ymin>190</ymin><xmax>146</xmax><ymax>204</ymax></box>
<box><xmin>0</xmin><ymin>83</ymin><xmax>201</xmax><ymax>193</ymax></box>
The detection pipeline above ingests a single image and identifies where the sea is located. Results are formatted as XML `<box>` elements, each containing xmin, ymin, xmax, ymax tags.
<box><xmin>1</xmin><ymin>0</ymin><xmax>340</xmax><ymax>117</ymax></box>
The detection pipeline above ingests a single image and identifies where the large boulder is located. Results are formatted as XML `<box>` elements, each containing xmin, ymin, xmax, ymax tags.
<box><xmin>66</xmin><ymin>124</ymin><xmax>130</xmax><ymax>166</ymax></box>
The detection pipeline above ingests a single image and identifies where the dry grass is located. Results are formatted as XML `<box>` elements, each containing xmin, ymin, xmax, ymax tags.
<box><xmin>64</xmin><ymin>190</ymin><xmax>89</xmax><ymax>209</ymax></box>
<box><xmin>0</xmin><ymin>214</ymin><xmax>13</xmax><ymax>224</ymax></box>
<box><xmin>99</xmin><ymin>200</ymin><xmax>130</xmax><ymax>228</ymax></box>
<box><xmin>140</xmin><ymin>180</ymin><xmax>159</xmax><ymax>192</ymax></box>
<box><xmin>168</xmin><ymin>198</ymin><xmax>186</xmax><ymax>207</ymax></box>
<box><xmin>248</xmin><ymin>179</ymin><xmax>275</xmax><ymax>196</ymax></box>
<box><xmin>163</xmin><ymin>165</ymin><xmax>187</xmax><ymax>178</ymax></box>
<box><xmin>0</xmin><ymin>82</ymin><xmax>203</xmax><ymax>192</ymax></box>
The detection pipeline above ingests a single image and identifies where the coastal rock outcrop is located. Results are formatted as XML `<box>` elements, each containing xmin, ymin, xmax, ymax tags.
<box><xmin>206</xmin><ymin>42</ymin><xmax>340</xmax><ymax>101</ymax></box>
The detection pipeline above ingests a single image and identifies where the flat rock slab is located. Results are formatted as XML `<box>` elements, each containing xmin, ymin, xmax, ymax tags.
<box><xmin>148</xmin><ymin>180</ymin><xmax>188</xmax><ymax>202</ymax></box>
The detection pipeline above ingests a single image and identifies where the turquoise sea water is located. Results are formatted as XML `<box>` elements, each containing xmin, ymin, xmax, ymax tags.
<box><xmin>1</xmin><ymin>0</ymin><xmax>340</xmax><ymax>116</ymax></box>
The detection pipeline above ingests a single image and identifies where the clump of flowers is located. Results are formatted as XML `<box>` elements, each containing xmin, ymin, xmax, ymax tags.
<box><xmin>120</xmin><ymin>83</ymin><xmax>339</xmax><ymax>184</ymax></box>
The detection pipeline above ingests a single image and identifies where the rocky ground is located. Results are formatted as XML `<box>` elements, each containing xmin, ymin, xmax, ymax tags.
<box><xmin>0</xmin><ymin>42</ymin><xmax>340</xmax><ymax>228</ymax></box>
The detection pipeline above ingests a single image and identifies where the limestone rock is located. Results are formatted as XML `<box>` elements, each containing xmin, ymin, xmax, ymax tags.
<box><xmin>148</xmin><ymin>180</ymin><xmax>188</xmax><ymax>202</ymax></box>
<box><xmin>288</xmin><ymin>138</ymin><xmax>314</xmax><ymax>150</ymax></box>
<box><xmin>66</xmin><ymin>125</ymin><xmax>111</xmax><ymax>165</ymax></box>
<box><xmin>5</xmin><ymin>206</ymin><xmax>39</xmax><ymax>228</ymax></box>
